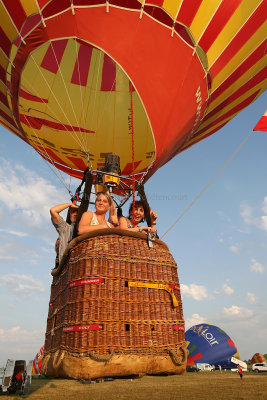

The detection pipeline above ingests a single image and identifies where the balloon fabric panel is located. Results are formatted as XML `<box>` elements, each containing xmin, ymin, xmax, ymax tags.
<box><xmin>0</xmin><ymin>1</ymin><xmax>266</xmax><ymax>186</ymax></box>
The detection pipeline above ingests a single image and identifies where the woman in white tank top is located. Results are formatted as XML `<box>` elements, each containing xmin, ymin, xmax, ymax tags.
<box><xmin>78</xmin><ymin>192</ymin><xmax>117</xmax><ymax>235</ymax></box>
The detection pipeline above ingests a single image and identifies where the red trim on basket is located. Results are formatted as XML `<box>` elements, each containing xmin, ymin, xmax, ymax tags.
<box><xmin>63</xmin><ymin>324</ymin><xmax>103</xmax><ymax>332</ymax></box>
<box><xmin>173</xmin><ymin>325</ymin><xmax>185</xmax><ymax>331</ymax></box>
<box><xmin>169</xmin><ymin>284</ymin><xmax>180</xmax><ymax>290</ymax></box>
<box><xmin>68</xmin><ymin>278</ymin><xmax>105</xmax><ymax>288</ymax></box>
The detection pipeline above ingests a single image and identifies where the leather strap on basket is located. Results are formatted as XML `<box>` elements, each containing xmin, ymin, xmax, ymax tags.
<box><xmin>168</xmin><ymin>343</ymin><xmax>188</xmax><ymax>366</ymax></box>
<box><xmin>89</xmin><ymin>349</ymin><xmax>114</xmax><ymax>362</ymax></box>
<box><xmin>128</xmin><ymin>281</ymin><xmax>179</xmax><ymax>307</ymax></box>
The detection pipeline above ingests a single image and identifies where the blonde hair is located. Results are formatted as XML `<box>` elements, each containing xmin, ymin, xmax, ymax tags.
<box><xmin>95</xmin><ymin>191</ymin><xmax>112</xmax><ymax>206</ymax></box>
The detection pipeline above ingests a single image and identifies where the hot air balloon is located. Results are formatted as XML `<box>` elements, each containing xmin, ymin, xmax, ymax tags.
<box><xmin>251</xmin><ymin>353</ymin><xmax>266</xmax><ymax>364</ymax></box>
<box><xmin>32</xmin><ymin>346</ymin><xmax>44</xmax><ymax>375</ymax></box>
<box><xmin>1</xmin><ymin>0</ymin><xmax>266</xmax><ymax>379</ymax></box>
<box><xmin>186</xmin><ymin>324</ymin><xmax>240</xmax><ymax>368</ymax></box>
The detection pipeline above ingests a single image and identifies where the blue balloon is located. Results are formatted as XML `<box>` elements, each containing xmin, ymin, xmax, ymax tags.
<box><xmin>185</xmin><ymin>324</ymin><xmax>240</xmax><ymax>368</ymax></box>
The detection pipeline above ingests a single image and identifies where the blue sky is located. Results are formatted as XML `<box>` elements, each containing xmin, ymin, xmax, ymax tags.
<box><xmin>0</xmin><ymin>91</ymin><xmax>266</xmax><ymax>364</ymax></box>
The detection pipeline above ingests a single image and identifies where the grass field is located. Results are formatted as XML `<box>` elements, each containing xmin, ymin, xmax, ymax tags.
<box><xmin>6</xmin><ymin>371</ymin><xmax>267</xmax><ymax>400</ymax></box>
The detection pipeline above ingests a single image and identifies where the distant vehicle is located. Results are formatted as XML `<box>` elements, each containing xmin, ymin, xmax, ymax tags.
<box><xmin>252</xmin><ymin>363</ymin><xmax>267</xmax><ymax>373</ymax></box>
<box><xmin>186</xmin><ymin>365</ymin><xmax>199</xmax><ymax>372</ymax></box>
<box><xmin>196</xmin><ymin>363</ymin><xmax>214</xmax><ymax>371</ymax></box>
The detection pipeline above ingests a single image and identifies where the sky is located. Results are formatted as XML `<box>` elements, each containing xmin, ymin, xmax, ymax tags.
<box><xmin>0</xmin><ymin>91</ymin><xmax>266</xmax><ymax>365</ymax></box>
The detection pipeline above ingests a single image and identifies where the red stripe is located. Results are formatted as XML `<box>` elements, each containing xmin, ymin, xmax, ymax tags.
<box><xmin>177</xmin><ymin>0</ymin><xmax>202</xmax><ymax>26</ymax></box>
<box><xmin>36</xmin><ymin>146</ymin><xmax>68</xmax><ymax>165</ymax></box>
<box><xmin>67</xmin><ymin>156</ymin><xmax>87</xmax><ymax>170</ymax></box>
<box><xmin>121</xmin><ymin>161</ymin><xmax>142</xmax><ymax>175</ymax></box>
<box><xmin>20</xmin><ymin>114</ymin><xmax>94</xmax><ymax>133</ymax></box>
<box><xmin>199</xmin><ymin>0</ymin><xmax>242</xmax><ymax>52</ymax></box>
<box><xmin>197</xmin><ymin>90</ymin><xmax>261</xmax><ymax>136</ymax></box>
<box><xmin>68</xmin><ymin>278</ymin><xmax>105</xmax><ymax>288</ymax></box>
<box><xmin>7</xmin><ymin>80</ymin><xmax>49</xmax><ymax>103</ymax></box>
<box><xmin>227</xmin><ymin>338</ymin><xmax>236</xmax><ymax>348</ymax></box>
<box><xmin>187</xmin><ymin>352</ymin><xmax>203</xmax><ymax>364</ymax></box>
<box><xmin>36</xmin><ymin>0</ymin><xmax>49</xmax><ymax>9</ymax></box>
<box><xmin>101</xmin><ymin>54</ymin><xmax>116</xmax><ymax>91</ymax></box>
<box><xmin>253</xmin><ymin>115</ymin><xmax>267</xmax><ymax>131</ymax></box>
<box><xmin>169</xmin><ymin>284</ymin><xmax>180</xmax><ymax>290</ymax></box>
<box><xmin>21</xmin><ymin>13</ymin><xmax>42</xmax><ymax>38</ymax></box>
<box><xmin>0</xmin><ymin>64</ymin><xmax>5</xmax><ymax>83</ymax></box>
<box><xmin>0</xmin><ymin>109</ymin><xmax>16</xmax><ymax>128</ymax></box>
<box><xmin>204</xmin><ymin>69</ymin><xmax>266</xmax><ymax>122</ymax></box>
<box><xmin>42</xmin><ymin>0</ymin><xmax>70</xmax><ymax>18</ymax></box>
<box><xmin>0</xmin><ymin>118</ymin><xmax>22</xmax><ymax>138</ymax></box>
<box><xmin>40</xmin><ymin>152</ymin><xmax>84</xmax><ymax>177</ymax></box>
<box><xmin>2</xmin><ymin>0</ymin><xmax>27</xmax><ymax>31</ymax></box>
<box><xmin>19</xmin><ymin>89</ymin><xmax>48</xmax><ymax>103</ymax></box>
<box><xmin>0</xmin><ymin>92</ymin><xmax>9</xmax><ymax>108</ymax></box>
<box><xmin>173</xmin><ymin>324</ymin><xmax>185</xmax><ymax>331</ymax></box>
<box><xmin>71</xmin><ymin>43</ymin><xmax>93</xmax><ymax>86</ymax></box>
<box><xmin>63</xmin><ymin>324</ymin><xmax>103</xmax><ymax>332</ymax></box>
<box><xmin>211</xmin><ymin>41</ymin><xmax>266</xmax><ymax>102</ymax></box>
<box><xmin>147</xmin><ymin>0</ymin><xmax>164</xmax><ymax>6</ymax></box>
<box><xmin>41</xmin><ymin>40</ymin><xmax>68</xmax><ymax>74</ymax></box>
<box><xmin>0</xmin><ymin>26</ymin><xmax>11</xmax><ymax>57</ymax></box>
<box><xmin>211</xmin><ymin>3</ymin><xmax>266</xmax><ymax>77</ymax></box>
<box><xmin>187</xmin><ymin>121</ymin><xmax>229</xmax><ymax>148</ymax></box>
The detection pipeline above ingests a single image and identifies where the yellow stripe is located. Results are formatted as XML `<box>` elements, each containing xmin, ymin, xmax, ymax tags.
<box><xmin>208</xmin><ymin>58</ymin><xmax>266</xmax><ymax>112</ymax></box>
<box><xmin>207</xmin><ymin>0</ymin><xmax>262</xmax><ymax>67</ymax></box>
<box><xmin>20</xmin><ymin>0</ymin><xmax>39</xmax><ymax>16</ymax></box>
<box><xmin>212</xmin><ymin>25</ymin><xmax>267</xmax><ymax>91</ymax></box>
<box><xmin>0</xmin><ymin>81</ymin><xmax>7</xmax><ymax>96</ymax></box>
<box><xmin>200</xmin><ymin>82</ymin><xmax>267</xmax><ymax>129</ymax></box>
<box><xmin>163</xmin><ymin>0</ymin><xmax>183</xmax><ymax>19</ymax></box>
<box><xmin>0</xmin><ymin>3</ymin><xmax>19</xmax><ymax>42</ymax></box>
<box><xmin>128</xmin><ymin>281</ymin><xmax>178</xmax><ymax>307</ymax></box>
<box><xmin>190</xmin><ymin>0</ymin><xmax>222</xmax><ymax>43</ymax></box>
<box><xmin>0</xmin><ymin>100</ymin><xmax>11</xmax><ymax>118</ymax></box>
<box><xmin>0</xmin><ymin>49</ymin><xmax>10</xmax><ymax>71</ymax></box>
<box><xmin>0</xmin><ymin>117</ymin><xmax>20</xmax><ymax>135</ymax></box>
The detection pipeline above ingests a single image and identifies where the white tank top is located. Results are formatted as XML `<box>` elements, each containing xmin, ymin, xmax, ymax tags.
<box><xmin>91</xmin><ymin>212</ymin><xmax>112</xmax><ymax>228</ymax></box>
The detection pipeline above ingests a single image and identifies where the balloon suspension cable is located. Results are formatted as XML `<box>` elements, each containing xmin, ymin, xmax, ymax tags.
<box><xmin>86</xmin><ymin>152</ymin><xmax>93</xmax><ymax>171</ymax></box>
<box><xmin>71</xmin><ymin>167</ymin><xmax>90</xmax><ymax>204</ymax></box>
<box><xmin>160</xmin><ymin>129</ymin><xmax>254</xmax><ymax>240</ymax></box>
<box><xmin>130</xmin><ymin>82</ymin><xmax>136</xmax><ymax>227</ymax></box>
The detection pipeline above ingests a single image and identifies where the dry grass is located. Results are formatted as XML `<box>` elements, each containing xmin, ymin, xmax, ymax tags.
<box><xmin>7</xmin><ymin>371</ymin><xmax>267</xmax><ymax>400</ymax></box>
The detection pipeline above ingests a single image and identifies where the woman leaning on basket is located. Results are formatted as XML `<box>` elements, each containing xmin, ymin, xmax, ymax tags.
<box><xmin>119</xmin><ymin>200</ymin><xmax>157</xmax><ymax>234</ymax></box>
<box><xmin>78</xmin><ymin>192</ymin><xmax>118</xmax><ymax>234</ymax></box>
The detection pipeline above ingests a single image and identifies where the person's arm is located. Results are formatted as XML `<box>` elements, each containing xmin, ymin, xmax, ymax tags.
<box><xmin>150</xmin><ymin>210</ymin><xmax>158</xmax><ymax>233</ymax></box>
<box><xmin>50</xmin><ymin>202</ymin><xmax>78</xmax><ymax>225</ymax></box>
<box><xmin>108</xmin><ymin>198</ymin><xmax>119</xmax><ymax>227</ymax></box>
<box><xmin>119</xmin><ymin>217</ymin><xmax>152</xmax><ymax>233</ymax></box>
<box><xmin>78</xmin><ymin>211</ymin><xmax>109</xmax><ymax>235</ymax></box>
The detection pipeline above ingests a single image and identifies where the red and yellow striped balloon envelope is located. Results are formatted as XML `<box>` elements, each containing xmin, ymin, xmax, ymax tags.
<box><xmin>0</xmin><ymin>1</ymin><xmax>266</xmax><ymax>185</ymax></box>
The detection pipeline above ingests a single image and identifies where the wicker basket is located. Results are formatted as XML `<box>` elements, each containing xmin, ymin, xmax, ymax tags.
<box><xmin>42</xmin><ymin>229</ymin><xmax>187</xmax><ymax>379</ymax></box>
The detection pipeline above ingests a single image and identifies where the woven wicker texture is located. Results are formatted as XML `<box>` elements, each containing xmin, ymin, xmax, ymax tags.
<box><xmin>45</xmin><ymin>232</ymin><xmax>185</xmax><ymax>358</ymax></box>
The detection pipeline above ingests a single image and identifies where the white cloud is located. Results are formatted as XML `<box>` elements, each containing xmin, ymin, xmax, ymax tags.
<box><xmin>0</xmin><ymin>274</ymin><xmax>45</xmax><ymax>297</ymax></box>
<box><xmin>249</xmin><ymin>258</ymin><xmax>265</xmax><ymax>274</ymax></box>
<box><xmin>223</xmin><ymin>305</ymin><xmax>253</xmax><ymax>319</ymax></box>
<box><xmin>262</xmin><ymin>196</ymin><xmax>267</xmax><ymax>214</ymax></box>
<box><xmin>181</xmin><ymin>283</ymin><xmax>209</xmax><ymax>301</ymax></box>
<box><xmin>222</xmin><ymin>283</ymin><xmax>234</xmax><ymax>295</ymax></box>
<box><xmin>229</xmin><ymin>244</ymin><xmax>240</xmax><ymax>254</ymax></box>
<box><xmin>240</xmin><ymin>203</ymin><xmax>254</xmax><ymax>225</ymax></box>
<box><xmin>0</xmin><ymin>326</ymin><xmax>45</xmax><ymax>362</ymax></box>
<box><xmin>185</xmin><ymin>313</ymin><xmax>207</xmax><ymax>330</ymax></box>
<box><xmin>0</xmin><ymin>158</ymin><xmax>66</xmax><ymax>230</ymax></box>
<box><xmin>0</xmin><ymin>228</ymin><xmax>29</xmax><ymax>237</ymax></box>
<box><xmin>240</xmin><ymin>198</ymin><xmax>267</xmax><ymax>232</ymax></box>
<box><xmin>247</xmin><ymin>292</ymin><xmax>257</xmax><ymax>304</ymax></box>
